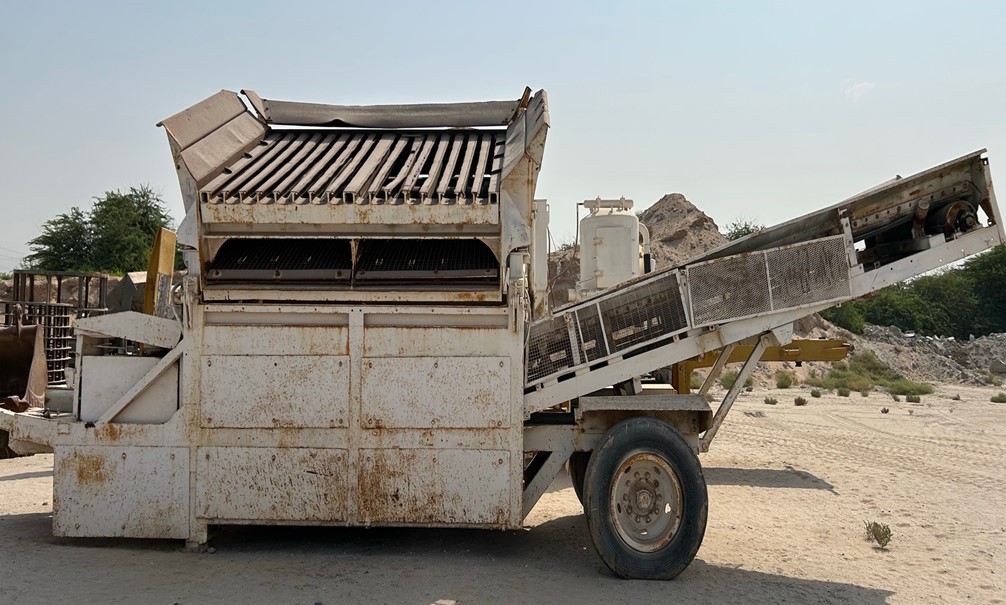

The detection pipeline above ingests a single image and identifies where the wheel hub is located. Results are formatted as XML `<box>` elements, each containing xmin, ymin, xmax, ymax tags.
<box><xmin>610</xmin><ymin>452</ymin><xmax>684</xmax><ymax>553</ymax></box>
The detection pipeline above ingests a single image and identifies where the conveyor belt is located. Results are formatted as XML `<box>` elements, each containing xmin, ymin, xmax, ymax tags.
<box><xmin>524</xmin><ymin>151</ymin><xmax>1005</xmax><ymax>414</ymax></box>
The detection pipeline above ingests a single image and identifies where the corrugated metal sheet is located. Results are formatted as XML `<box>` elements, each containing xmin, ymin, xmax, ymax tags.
<box><xmin>200</xmin><ymin>130</ymin><xmax>506</xmax><ymax>206</ymax></box>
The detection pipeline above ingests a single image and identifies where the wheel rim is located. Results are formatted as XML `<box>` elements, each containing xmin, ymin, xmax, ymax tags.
<box><xmin>609</xmin><ymin>451</ymin><xmax>684</xmax><ymax>552</ymax></box>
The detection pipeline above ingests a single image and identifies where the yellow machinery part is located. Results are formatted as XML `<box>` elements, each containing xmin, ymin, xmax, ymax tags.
<box><xmin>670</xmin><ymin>339</ymin><xmax>851</xmax><ymax>394</ymax></box>
<box><xmin>144</xmin><ymin>228</ymin><xmax>176</xmax><ymax>317</ymax></box>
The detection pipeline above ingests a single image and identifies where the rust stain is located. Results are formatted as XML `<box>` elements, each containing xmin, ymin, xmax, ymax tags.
<box><xmin>96</xmin><ymin>424</ymin><xmax>122</xmax><ymax>442</ymax></box>
<box><xmin>75</xmin><ymin>453</ymin><xmax>109</xmax><ymax>485</ymax></box>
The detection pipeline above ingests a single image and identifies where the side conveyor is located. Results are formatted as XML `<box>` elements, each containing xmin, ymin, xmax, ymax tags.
<box><xmin>524</xmin><ymin>150</ymin><xmax>1005</xmax><ymax>415</ymax></box>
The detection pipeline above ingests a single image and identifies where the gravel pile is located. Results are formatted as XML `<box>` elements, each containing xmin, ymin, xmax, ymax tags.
<box><xmin>846</xmin><ymin>325</ymin><xmax>1006</xmax><ymax>386</ymax></box>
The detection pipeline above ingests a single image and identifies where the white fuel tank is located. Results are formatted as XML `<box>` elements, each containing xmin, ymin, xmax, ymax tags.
<box><xmin>578</xmin><ymin>198</ymin><xmax>650</xmax><ymax>295</ymax></box>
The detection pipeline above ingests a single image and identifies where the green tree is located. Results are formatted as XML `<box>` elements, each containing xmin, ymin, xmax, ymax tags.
<box><xmin>23</xmin><ymin>207</ymin><xmax>93</xmax><ymax>271</ymax></box>
<box><xmin>723</xmin><ymin>218</ymin><xmax>764</xmax><ymax>241</ymax></box>
<box><xmin>89</xmin><ymin>186</ymin><xmax>173</xmax><ymax>273</ymax></box>
<box><xmin>961</xmin><ymin>245</ymin><xmax>1006</xmax><ymax>334</ymax></box>
<box><xmin>860</xmin><ymin>285</ymin><xmax>928</xmax><ymax>334</ymax></box>
<box><xmin>909</xmin><ymin>271</ymin><xmax>979</xmax><ymax>338</ymax></box>
<box><xmin>24</xmin><ymin>185</ymin><xmax>174</xmax><ymax>274</ymax></box>
<box><xmin>821</xmin><ymin>303</ymin><xmax>865</xmax><ymax>334</ymax></box>
<box><xmin>821</xmin><ymin>244</ymin><xmax>1006</xmax><ymax>339</ymax></box>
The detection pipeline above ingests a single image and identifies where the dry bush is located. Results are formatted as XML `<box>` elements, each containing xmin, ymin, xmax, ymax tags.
<box><xmin>864</xmin><ymin>520</ymin><xmax>893</xmax><ymax>548</ymax></box>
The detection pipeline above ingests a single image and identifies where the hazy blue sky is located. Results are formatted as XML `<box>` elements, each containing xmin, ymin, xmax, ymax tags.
<box><xmin>2</xmin><ymin>0</ymin><xmax>1005</xmax><ymax>271</ymax></box>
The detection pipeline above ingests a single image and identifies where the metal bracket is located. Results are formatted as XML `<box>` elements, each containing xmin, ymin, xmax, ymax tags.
<box><xmin>97</xmin><ymin>345</ymin><xmax>183</xmax><ymax>424</ymax></box>
<box><xmin>521</xmin><ymin>438</ymin><xmax>574</xmax><ymax>518</ymax></box>
<box><xmin>699</xmin><ymin>333</ymin><xmax>771</xmax><ymax>452</ymax></box>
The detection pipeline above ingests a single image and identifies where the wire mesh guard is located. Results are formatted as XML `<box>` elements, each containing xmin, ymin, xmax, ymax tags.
<box><xmin>208</xmin><ymin>239</ymin><xmax>353</xmax><ymax>282</ymax></box>
<box><xmin>524</xmin><ymin>236</ymin><xmax>852</xmax><ymax>386</ymax></box>
<box><xmin>525</xmin><ymin>271</ymin><xmax>689</xmax><ymax>384</ymax></box>
<box><xmin>766</xmin><ymin>237</ymin><xmax>851</xmax><ymax>308</ymax></box>
<box><xmin>687</xmin><ymin>235</ymin><xmax>851</xmax><ymax>327</ymax></box>
<box><xmin>355</xmin><ymin>239</ymin><xmax>499</xmax><ymax>282</ymax></box>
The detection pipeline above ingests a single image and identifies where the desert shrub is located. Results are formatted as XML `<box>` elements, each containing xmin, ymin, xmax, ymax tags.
<box><xmin>905</xmin><ymin>394</ymin><xmax>921</xmax><ymax>403</ymax></box>
<box><xmin>775</xmin><ymin>370</ymin><xmax>795</xmax><ymax>389</ymax></box>
<box><xmin>881</xmin><ymin>407</ymin><xmax>890</xmax><ymax>413</ymax></box>
<box><xmin>891</xmin><ymin>394</ymin><xmax>901</xmax><ymax>402</ymax></box>
<box><xmin>810</xmin><ymin>389</ymin><xmax>822</xmax><ymax>398</ymax></box>
<box><xmin>837</xmin><ymin>387</ymin><xmax>851</xmax><ymax>397</ymax></box>
<box><xmin>864</xmin><ymin>521</ymin><xmax>893</xmax><ymax>548</ymax></box>
<box><xmin>804</xmin><ymin>351</ymin><xmax>932</xmax><ymax>396</ymax></box>
<box><xmin>794</xmin><ymin>396</ymin><xmax>808</xmax><ymax>406</ymax></box>
<box><xmin>884</xmin><ymin>379</ymin><xmax>934</xmax><ymax>396</ymax></box>
<box><xmin>991</xmin><ymin>393</ymin><xmax>1006</xmax><ymax>403</ymax></box>
<box><xmin>764</xmin><ymin>397</ymin><xmax>778</xmax><ymax>405</ymax></box>
<box><xmin>860</xmin><ymin>389</ymin><xmax>870</xmax><ymax>397</ymax></box>
<box><xmin>720</xmin><ymin>370</ymin><xmax>753</xmax><ymax>390</ymax></box>
<box><xmin>690</xmin><ymin>372</ymin><xmax>703</xmax><ymax>390</ymax></box>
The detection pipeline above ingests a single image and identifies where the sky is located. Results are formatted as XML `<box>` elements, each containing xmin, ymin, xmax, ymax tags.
<box><xmin>2</xmin><ymin>0</ymin><xmax>1006</xmax><ymax>272</ymax></box>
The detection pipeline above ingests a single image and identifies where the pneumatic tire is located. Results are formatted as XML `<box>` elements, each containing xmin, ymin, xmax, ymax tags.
<box><xmin>584</xmin><ymin>417</ymin><xmax>708</xmax><ymax>580</ymax></box>
<box><xmin>567</xmin><ymin>451</ymin><xmax>591</xmax><ymax>508</ymax></box>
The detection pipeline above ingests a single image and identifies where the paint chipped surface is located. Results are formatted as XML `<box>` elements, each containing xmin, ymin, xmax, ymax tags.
<box><xmin>197</xmin><ymin>447</ymin><xmax>349</xmax><ymax>522</ymax></box>
<box><xmin>359</xmin><ymin>448</ymin><xmax>510</xmax><ymax>526</ymax></box>
<box><xmin>53</xmin><ymin>446</ymin><xmax>189</xmax><ymax>539</ymax></box>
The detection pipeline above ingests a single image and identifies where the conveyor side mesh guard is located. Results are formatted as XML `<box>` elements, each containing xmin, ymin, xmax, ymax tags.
<box><xmin>526</xmin><ymin>236</ymin><xmax>851</xmax><ymax>386</ymax></box>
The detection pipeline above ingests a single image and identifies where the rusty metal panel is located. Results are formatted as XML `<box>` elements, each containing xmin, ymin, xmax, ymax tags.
<box><xmin>197</xmin><ymin>447</ymin><xmax>349</xmax><ymax>521</ymax></box>
<box><xmin>358</xmin><ymin>448</ymin><xmax>510</xmax><ymax>525</ymax></box>
<box><xmin>201</xmin><ymin>355</ymin><xmax>349</xmax><ymax>428</ymax></box>
<box><xmin>199</xmin><ymin>199</ymin><xmax>500</xmax><ymax>228</ymax></box>
<box><xmin>202</xmin><ymin>325</ymin><xmax>348</xmax><ymax>356</ymax></box>
<box><xmin>363</xmin><ymin>325</ymin><xmax>511</xmax><ymax>357</ymax></box>
<box><xmin>53</xmin><ymin>446</ymin><xmax>189</xmax><ymax>538</ymax></box>
<box><xmin>361</xmin><ymin>356</ymin><xmax>509</xmax><ymax>429</ymax></box>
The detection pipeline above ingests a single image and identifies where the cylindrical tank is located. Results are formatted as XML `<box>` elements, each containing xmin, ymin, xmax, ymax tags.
<box><xmin>579</xmin><ymin>198</ymin><xmax>642</xmax><ymax>292</ymax></box>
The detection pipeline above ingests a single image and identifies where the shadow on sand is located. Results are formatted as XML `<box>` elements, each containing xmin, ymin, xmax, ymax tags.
<box><xmin>704</xmin><ymin>465</ymin><xmax>837</xmax><ymax>492</ymax></box>
<box><xmin>0</xmin><ymin>469</ymin><xmax>53</xmax><ymax>482</ymax></box>
<box><xmin>3</xmin><ymin>510</ymin><xmax>892</xmax><ymax>604</ymax></box>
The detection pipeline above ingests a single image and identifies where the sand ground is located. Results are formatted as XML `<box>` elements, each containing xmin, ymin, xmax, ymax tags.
<box><xmin>2</xmin><ymin>383</ymin><xmax>1004</xmax><ymax>605</ymax></box>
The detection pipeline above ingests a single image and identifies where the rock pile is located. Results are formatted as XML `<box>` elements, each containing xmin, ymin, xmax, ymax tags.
<box><xmin>637</xmin><ymin>193</ymin><xmax>727</xmax><ymax>270</ymax></box>
<box><xmin>853</xmin><ymin>325</ymin><xmax>1006</xmax><ymax>386</ymax></box>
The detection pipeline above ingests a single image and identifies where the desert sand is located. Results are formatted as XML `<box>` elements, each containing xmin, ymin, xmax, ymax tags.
<box><xmin>2</xmin><ymin>382</ymin><xmax>1004</xmax><ymax>604</ymax></box>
